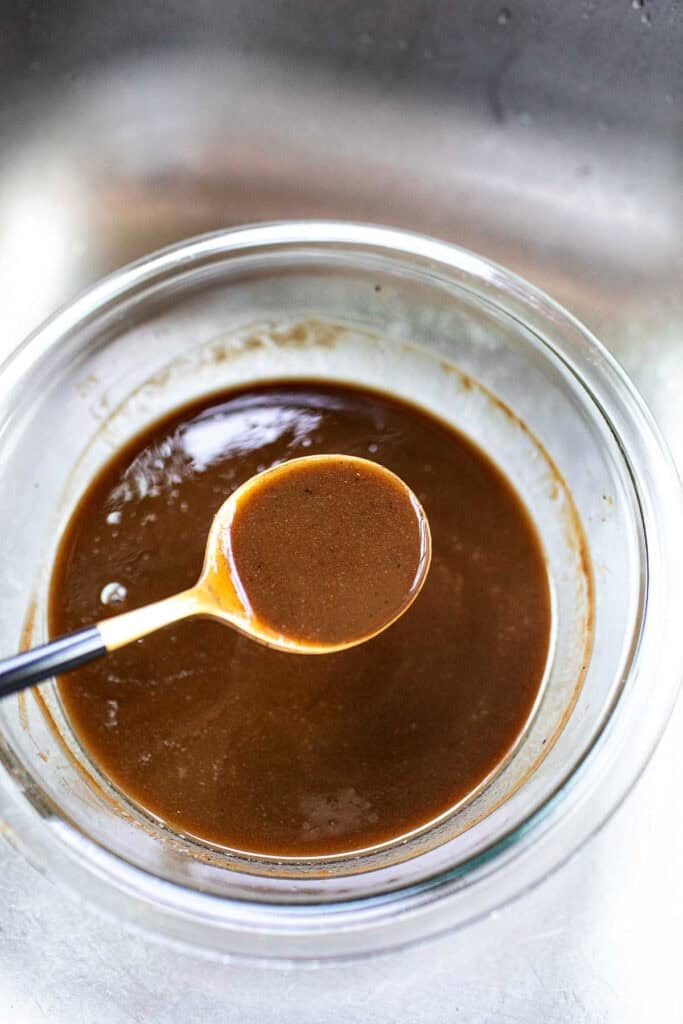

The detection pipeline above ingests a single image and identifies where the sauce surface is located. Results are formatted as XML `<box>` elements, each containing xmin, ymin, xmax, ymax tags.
<box><xmin>50</xmin><ymin>382</ymin><xmax>551</xmax><ymax>857</ymax></box>
<box><xmin>225</xmin><ymin>456</ymin><xmax>429</xmax><ymax>646</ymax></box>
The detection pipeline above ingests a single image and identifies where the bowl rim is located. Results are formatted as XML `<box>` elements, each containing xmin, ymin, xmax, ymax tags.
<box><xmin>1</xmin><ymin>220</ymin><xmax>682</xmax><ymax>963</ymax></box>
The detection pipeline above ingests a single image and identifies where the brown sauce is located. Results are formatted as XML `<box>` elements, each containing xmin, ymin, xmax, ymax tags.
<box><xmin>225</xmin><ymin>456</ymin><xmax>429</xmax><ymax>646</ymax></box>
<box><xmin>50</xmin><ymin>382</ymin><xmax>551</xmax><ymax>857</ymax></box>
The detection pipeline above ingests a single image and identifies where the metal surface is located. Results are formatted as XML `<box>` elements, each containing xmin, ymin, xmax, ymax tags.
<box><xmin>0</xmin><ymin>1</ymin><xmax>681</xmax><ymax>1019</ymax></box>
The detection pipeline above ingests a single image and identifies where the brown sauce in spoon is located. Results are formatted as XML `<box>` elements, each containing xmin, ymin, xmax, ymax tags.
<box><xmin>50</xmin><ymin>381</ymin><xmax>551</xmax><ymax>857</ymax></box>
<box><xmin>224</xmin><ymin>456</ymin><xmax>429</xmax><ymax>647</ymax></box>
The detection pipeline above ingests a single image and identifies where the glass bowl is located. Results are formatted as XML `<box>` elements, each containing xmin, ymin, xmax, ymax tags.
<box><xmin>0</xmin><ymin>222</ymin><xmax>681</xmax><ymax>963</ymax></box>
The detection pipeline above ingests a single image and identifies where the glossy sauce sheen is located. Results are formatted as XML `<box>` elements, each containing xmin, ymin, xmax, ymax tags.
<box><xmin>51</xmin><ymin>382</ymin><xmax>551</xmax><ymax>857</ymax></box>
<box><xmin>226</xmin><ymin>458</ymin><xmax>427</xmax><ymax>645</ymax></box>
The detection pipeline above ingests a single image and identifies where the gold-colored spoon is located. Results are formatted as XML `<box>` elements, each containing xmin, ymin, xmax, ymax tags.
<box><xmin>0</xmin><ymin>455</ymin><xmax>431</xmax><ymax>697</ymax></box>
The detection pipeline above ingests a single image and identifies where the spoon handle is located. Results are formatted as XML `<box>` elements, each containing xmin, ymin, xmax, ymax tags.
<box><xmin>0</xmin><ymin>589</ymin><xmax>210</xmax><ymax>700</ymax></box>
<box><xmin>0</xmin><ymin>627</ymin><xmax>106</xmax><ymax>698</ymax></box>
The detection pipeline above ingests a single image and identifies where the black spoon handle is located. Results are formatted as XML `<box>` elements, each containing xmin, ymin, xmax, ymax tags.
<box><xmin>0</xmin><ymin>627</ymin><xmax>106</xmax><ymax>698</ymax></box>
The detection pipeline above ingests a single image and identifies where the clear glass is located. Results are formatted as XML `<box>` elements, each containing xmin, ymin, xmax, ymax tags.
<box><xmin>0</xmin><ymin>222</ymin><xmax>681</xmax><ymax>963</ymax></box>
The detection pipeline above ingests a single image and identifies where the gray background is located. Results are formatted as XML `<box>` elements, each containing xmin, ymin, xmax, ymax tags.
<box><xmin>1</xmin><ymin>2</ymin><xmax>681</xmax><ymax>1019</ymax></box>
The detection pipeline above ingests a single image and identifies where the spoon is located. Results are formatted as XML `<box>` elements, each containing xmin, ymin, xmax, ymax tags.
<box><xmin>0</xmin><ymin>455</ymin><xmax>431</xmax><ymax>699</ymax></box>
